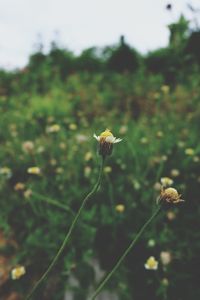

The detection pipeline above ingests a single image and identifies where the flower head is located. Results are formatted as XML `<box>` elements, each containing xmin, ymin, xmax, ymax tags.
<box><xmin>161</xmin><ymin>177</ymin><xmax>174</xmax><ymax>188</ymax></box>
<box><xmin>0</xmin><ymin>167</ymin><xmax>12</xmax><ymax>178</ymax></box>
<box><xmin>185</xmin><ymin>148</ymin><xmax>195</xmax><ymax>156</ymax></box>
<box><xmin>27</xmin><ymin>167</ymin><xmax>41</xmax><ymax>175</ymax></box>
<box><xmin>69</xmin><ymin>123</ymin><xmax>77</xmax><ymax>130</ymax></box>
<box><xmin>160</xmin><ymin>251</ymin><xmax>172</xmax><ymax>266</ymax></box>
<box><xmin>24</xmin><ymin>189</ymin><xmax>32</xmax><ymax>199</ymax></box>
<box><xmin>11</xmin><ymin>266</ymin><xmax>26</xmax><ymax>280</ymax></box>
<box><xmin>14</xmin><ymin>182</ymin><xmax>25</xmax><ymax>191</ymax></box>
<box><xmin>161</xmin><ymin>85</ymin><xmax>170</xmax><ymax>94</ymax></box>
<box><xmin>158</xmin><ymin>187</ymin><xmax>184</xmax><ymax>205</ymax></box>
<box><xmin>94</xmin><ymin>129</ymin><xmax>122</xmax><ymax>158</ymax></box>
<box><xmin>170</xmin><ymin>169</ymin><xmax>180</xmax><ymax>177</ymax></box>
<box><xmin>46</xmin><ymin>124</ymin><xmax>60</xmax><ymax>133</ymax></box>
<box><xmin>144</xmin><ymin>256</ymin><xmax>158</xmax><ymax>270</ymax></box>
<box><xmin>115</xmin><ymin>204</ymin><xmax>125</xmax><ymax>213</ymax></box>
<box><xmin>22</xmin><ymin>141</ymin><xmax>34</xmax><ymax>153</ymax></box>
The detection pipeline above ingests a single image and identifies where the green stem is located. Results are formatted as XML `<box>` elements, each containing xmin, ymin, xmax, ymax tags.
<box><xmin>90</xmin><ymin>205</ymin><xmax>162</xmax><ymax>300</ymax></box>
<box><xmin>31</xmin><ymin>191</ymin><xmax>75</xmax><ymax>216</ymax></box>
<box><xmin>25</xmin><ymin>158</ymin><xmax>105</xmax><ymax>300</ymax></box>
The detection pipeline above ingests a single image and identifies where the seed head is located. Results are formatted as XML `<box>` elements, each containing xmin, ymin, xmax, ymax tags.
<box><xmin>158</xmin><ymin>187</ymin><xmax>184</xmax><ymax>205</ymax></box>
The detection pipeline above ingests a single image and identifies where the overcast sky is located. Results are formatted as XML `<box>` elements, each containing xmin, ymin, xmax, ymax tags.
<box><xmin>0</xmin><ymin>0</ymin><xmax>199</xmax><ymax>69</ymax></box>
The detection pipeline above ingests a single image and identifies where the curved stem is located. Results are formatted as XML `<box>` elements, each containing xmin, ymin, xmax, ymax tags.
<box><xmin>90</xmin><ymin>205</ymin><xmax>162</xmax><ymax>300</ymax></box>
<box><xmin>25</xmin><ymin>158</ymin><xmax>105</xmax><ymax>300</ymax></box>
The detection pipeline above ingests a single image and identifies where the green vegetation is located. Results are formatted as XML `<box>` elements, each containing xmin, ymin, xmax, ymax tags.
<box><xmin>0</xmin><ymin>15</ymin><xmax>200</xmax><ymax>300</ymax></box>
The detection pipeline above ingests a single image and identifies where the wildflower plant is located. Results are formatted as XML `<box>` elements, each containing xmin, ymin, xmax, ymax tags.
<box><xmin>144</xmin><ymin>256</ymin><xmax>159</xmax><ymax>270</ymax></box>
<box><xmin>25</xmin><ymin>129</ymin><xmax>122</xmax><ymax>299</ymax></box>
<box><xmin>93</xmin><ymin>129</ymin><xmax>122</xmax><ymax>159</ymax></box>
<box><xmin>11</xmin><ymin>266</ymin><xmax>26</xmax><ymax>280</ymax></box>
<box><xmin>89</xmin><ymin>183</ymin><xmax>184</xmax><ymax>299</ymax></box>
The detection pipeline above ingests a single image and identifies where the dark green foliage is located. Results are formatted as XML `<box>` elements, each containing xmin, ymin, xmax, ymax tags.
<box><xmin>106</xmin><ymin>36</ymin><xmax>140</xmax><ymax>73</ymax></box>
<box><xmin>184</xmin><ymin>31</ymin><xmax>200</xmax><ymax>64</ymax></box>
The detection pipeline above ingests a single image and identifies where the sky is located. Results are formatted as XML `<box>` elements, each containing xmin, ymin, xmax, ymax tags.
<box><xmin>0</xmin><ymin>0</ymin><xmax>199</xmax><ymax>69</ymax></box>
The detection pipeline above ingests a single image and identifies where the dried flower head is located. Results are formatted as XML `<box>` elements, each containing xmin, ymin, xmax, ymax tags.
<box><xmin>22</xmin><ymin>141</ymin><xmax>34</xmax><ymax>153</ymax></box>
<box><xmin>158</xmin><ymin>187</ymin><xmax>184</xmax><ymax>205</ymax></box>
<box><xmin>144</xmin><ymin>256</ymin><xmax>158</xmax><ymax>270</ymax></box>
<box><xmin>11</xmin><ymin>266</ymin><xmax>26</xmax><ymax>280</ymax></box>
<box><xmin>14</xmin><ymin>182</ymin><xmax>25</xmax><ymax>191</ymax></box>
<box><xmin>94</xmin><ymin>129</ymin><xmax>122</xmax><ymax>158</ymax></box>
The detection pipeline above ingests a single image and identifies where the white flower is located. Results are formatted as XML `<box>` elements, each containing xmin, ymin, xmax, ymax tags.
<box><xmin>144</xmin><ymin>256</ymin><xmax>158</xmax><ymax>270</ymax></box>
<box><xmin>27</xmin><ymin>167</ymin><xmax>41</xmax><ymax>175</ymax></box>
<box><xmin>161</xmin><ymin>177</ymin><xmax>173</xmax><ymax>188</ymax></box>
<box><xmin>46</xmin><ymin>124</ymin><xmax>60</xmax><ymax>133</ymax></box>
<box><xmin>94</xmin><ymin>129</ymin><xmax>122</xmax><ymax>157</ymax></box>
<box><xmin>11</xmin><ymin>266</ymin><xmax>26</xmax><ymax>280</ymax></box>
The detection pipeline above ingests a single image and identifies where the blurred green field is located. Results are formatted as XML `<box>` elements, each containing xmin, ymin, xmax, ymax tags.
<box><xmin>0</xmin><ymin>68</ymin><xmax>200</xmax><ymax>300</ymax></box>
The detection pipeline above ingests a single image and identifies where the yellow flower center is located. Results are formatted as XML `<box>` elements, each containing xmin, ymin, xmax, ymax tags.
<box><xmin>164</xmin><ymin>187</ymin><xmax>178</xmax><ymax>198</ymax></box>
<box><xmin>115</xmin><ymin>204</ymin><xmax>125</xmax><ymax>213</ymax></box>
<box><xmin>147</xmin><ymin>257</ymin><xmax>157</xmax><ymax>268</ymax></box>
<box><xmin>100</xmin><ymin>129</ymin><xmax>113</xmax><ymax>138</ymax></box>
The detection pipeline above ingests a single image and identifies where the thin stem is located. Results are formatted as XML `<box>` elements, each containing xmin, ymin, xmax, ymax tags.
<box><xmin>90</xmin><ymin>205</ymin><xmax>162</xmax><ymax>300</ymax></box>
<box><xmin>25</xmin><ymin>158</ymin><xmax>105</xmax><ymax>300</ymax></box>
<box><xmin>31</xmin><ymin>191</ymin><xmax>75</xmax><ymax>216</ymax></box>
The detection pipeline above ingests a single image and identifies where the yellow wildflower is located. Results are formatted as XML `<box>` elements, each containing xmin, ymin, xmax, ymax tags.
<box><xmin>27</xmin><ymin>167</ymin><xmax>41</xmax><ymax>175</ymax></box>
<box><xmin>46</xmin><ymin>124</ymin><xmax>60</xmax><ymax>133</ymax></box>
<box><xmin>11</xmin><ymin>266</ymin><xmax>26</xmax><ymax>280</ymax></box>
<box><xmin>0</xmin><ymin>167</ymin><xmax>12</xmax><ymax>178</ymax></box>
<box><xmin>170</xmin><ymin>169</ymin><xmax>180</xmax><ymax>177</ymax></box>
<box><xmin>115</xmin><ymin>204</ymin><xmax>125</xmax><ymax>213</ymax></box>
<box><xmin>144</xmin><ymin>256</ymin><xmax>158</xmax><ymax>270</ymax></box>
<box><xmin>185</xmin><ymin>148</ymin><xmax>195</xmax><ymax>156</ymax></box>
<box><xmin>69</xmin><ymin>123</ymin><xmax>77</xmax><ymax>130</ymax></box>
<box><xmin>161</xmin><ymin>85</ymin><xmax>170</xmax><ymax>94</ymax></box>
<box><xmin>104</xmin><ymin>166</ymin><xmax>112</xmax><ymax>173</ymax></box>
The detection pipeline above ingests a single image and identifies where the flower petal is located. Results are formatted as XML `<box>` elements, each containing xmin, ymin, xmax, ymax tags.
<box><xmin>113</xmin><ymin>138</ymin><xmax>122</xmax><ymax>143</ymax></box>
<box><xmin>105</xmin><ymin>136</ymin><xmax>115</xmax><ymax>143</ymax></box>
<box><xmin>93</xmin><ymin>134</ymin><xmax>100</xmax><ymax>141</ymax></box>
